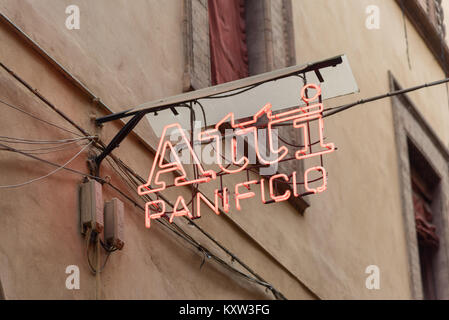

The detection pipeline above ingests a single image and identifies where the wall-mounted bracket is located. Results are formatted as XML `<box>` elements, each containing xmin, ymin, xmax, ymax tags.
<box><xmin>94</xmin><ymin>111</ymin><xmax>146</xmax><ymax>176</ymax></box>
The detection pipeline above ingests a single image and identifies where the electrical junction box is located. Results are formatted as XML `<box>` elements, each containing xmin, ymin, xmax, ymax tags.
<box><xmin>104</xmin><ymin>198</ymin><xmax>125</xmax><ymax>250</ymax></box>
<box><xmin>79</xmin><ymin>179</ymin><xmax>104</xmax><ymax>234</ymax></box>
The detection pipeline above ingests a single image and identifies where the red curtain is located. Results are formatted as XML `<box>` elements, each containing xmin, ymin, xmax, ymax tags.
<box><xmin>208</xmin><ymin>0</ymin><xmax>249</xmax><ymax>85</ymax></box>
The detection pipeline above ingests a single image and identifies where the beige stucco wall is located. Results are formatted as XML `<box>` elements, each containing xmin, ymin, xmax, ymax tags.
<box><xmin>0</xmin><ymin>0</ymin><xmax>313</xmax><ymax>300</ymax></box>
<box><xmin>0</xmin><ymin>0</ymin><xmax>448</xmax><ymax>300</ymax></box>
<box><xmin>291</xmin><ymin>0</ymin><xmax>449</xmax><ymax>299</ymax></box>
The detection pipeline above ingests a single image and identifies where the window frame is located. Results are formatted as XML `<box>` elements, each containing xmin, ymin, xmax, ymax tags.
<box><xmin>390</xmin><ymin>72</ymin><xmax>449</xmax><ymax>299</ymax></box>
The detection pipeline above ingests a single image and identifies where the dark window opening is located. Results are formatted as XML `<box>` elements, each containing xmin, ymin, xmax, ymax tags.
<box><xmin>0</xmin><ymin>277</ymin><xmax>5</xmax><ymax>300</ymax></box>
<box><xmin>408</xmin><ymin>139</ymin><xmax>441</xmax><ymax>300</ymax></box>
<box><xmin>208</xmin><ymin>0</ymin><xmax>249</xmax><ymax>85</ymax></box>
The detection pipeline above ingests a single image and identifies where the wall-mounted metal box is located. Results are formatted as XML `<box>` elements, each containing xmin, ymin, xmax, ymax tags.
<box><xmin>104</xmin><ymin>198</ymin><xmax>125</xmax><ymax>250</ymax></box>
<box><xmin>79</xmin><ymin>179</ymin><xmax>104</xmax><ymax>234</ymax></box>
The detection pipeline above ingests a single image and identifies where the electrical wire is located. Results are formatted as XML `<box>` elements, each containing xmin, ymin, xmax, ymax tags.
<box><xmin>0</xmin><ymin>141</ymin><xmax>92</xmax><ymax>188</ymax></box>
<box><xmin>278</xmin><ymin>135</ymin><xmax>325</xmax><ymax>149</ymax></box>
<box><xmin>60</xmin><ymin>142</ymin><xmax>286</xmax><ymax>298</ymax></box>
<box><xmin>0</xmin><ymin>141</ymin><xmax>101</xmax><ymax>181</ymax></box>
<box><xmin>0</xmin><ymin>141</ymin><xmax>90</xmax><ymax>155</ymax></box>
<box><xmin>8</xmin><ymin>56</ymin><xmax>447</xmax><ymax>299</ymax></box>
<box><xmin>323</xmin><ymin>77</ymin><xmax>449</xmax><ymax>118</ymax></box>
<box><xmin>0</xmin><ymin>61</ymin><xmax>93</xmax><ymax>138</ymax></box>
<box><xmin>0</xmin><ymin>61</ymin><xmax>330</xmax><ymax>299</ymax></box>
<box><xmin>0</xmin><ymin>98</ymin><xmax>84</xmax><ymax>137</ymax></box>
<box><xmin>86</xmin><ymin>229</ymin><xmax>114</xmax><ymax>274</ymax></box>
<box><xmin>171</xmin><ymin>100</ymin><xmax>323</xmax><ymax>188</ymax></box>
<box><xmin>108</xmin><ymin>166</ymin><xmax>284</xmax><ymax>296</ymax></box>
<box><xmin>200</xmin><ymin>83</ymin><xmax>262</xmax><ymax>100</ymax></box>
<box><xmin>199</xmin><ymin>74</ymin><xmax>301</xmax><ymax>101</ymax></box>
<box><xmin>105</xmin><ymin>153</ymin><xmax>286</xmax><ymax>299</ymax></box>
<box><xmin>10</xmin><ymin>13</ymin><xmax>448</xmax><ymax>300</ymax></box>
<box><xmin>0</xmin><ymin>117</ymin><xmax>286</xmax><ymax>299</ymax></box>
<box><xmin>0</xmin><ymin>136</ymin><xmax>95</xmax><ymax>144</ymax></box>
<box><xmin>100</xmin><ymin>239</ymin><xmax>118</xmax><ymax>253</ymax></box>
<box><xmin>85</xmin><ymin>228</ymin><xmax>97</xmax><ymax>274</ymax></box>
<box><xmin>192</xmin><ymin>99</ymin><xmax>251</xmax><ymax>171</ymax></box>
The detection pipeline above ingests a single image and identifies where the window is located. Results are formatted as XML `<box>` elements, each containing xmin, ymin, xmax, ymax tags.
<box><xmin>0</xmin><ymin>277</ymin><xmax>5</xmax><ymax>300</ymax></box>
<box><xmin>391</xmin><ymin>73</ymin><xmax>449</xmax><ymax>299</ymax></box>
<box><xmin>183</xmin><ymin>0</ymin><xmax>296</xmax><ymax>91</ymax></box>
<box><xmin>208</xmin><ymin>0</ymin><xmax>249</xmax><ymax>85</ymax></box>
<box><xmin>408</xmin><ymin>139</ymin><xmax>441</xmax><ymax>299</ymax></box>
<box><xmin>183</xmin><ymin>0</ymin><xmax>308</xmax><ymax>213</ymax></box>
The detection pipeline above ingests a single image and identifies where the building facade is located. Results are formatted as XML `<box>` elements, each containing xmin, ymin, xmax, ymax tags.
<box><xmin>1</xmin><ymin>0</ymin><xmax>449</xmax><ymax>300</ymax></box>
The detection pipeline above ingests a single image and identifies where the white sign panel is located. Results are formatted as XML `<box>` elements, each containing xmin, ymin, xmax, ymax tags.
<box><xmin>147</xmin><ymin>55</ymin><xmax>358</xmax><ymax>136</ymax></box>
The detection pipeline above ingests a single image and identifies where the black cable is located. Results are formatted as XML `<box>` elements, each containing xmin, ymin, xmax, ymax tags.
<box><xmin>0</xmin><ymin>141</ymin><xmax>92</xmax><ymax>188</ymax></box>
<box><xmin>201</xmin><ymin>84</ymin><xmax>261</xmax><ymax>99</ymax></box>
<box><xmin>11</xmin><ymin>51</ymin><xmax>448</xmax><ymax>298</ymax></box>
<box><xmin>90</xmin><ymin>147</ymin><xmax>286</xmax><ymax>298</ymax></box>
<box><xmin>193</xmin><ymin>99</ymin><xmax>208</xmax><ymax>127</ymax></box>
<box><xmin>1</xmin><ymin>64</ymin><xmax>305</xmax><ymax>299</ymax></box>
<box><xmin>323</xmin><ymin>77</ymin><xmax>449</xmax><ymax>118</ymax></box>
<box><xmin>86</xmin><ymin>230</ymin><xmax>115</xmax><ymax>274</ymax></box>
<box><xmin>0</xmin><ymin>142</ymin><xmax>100</xmax><ymax>180</ymax></box>
<box><xmin>201</xmin><ymin>74</ymin><xmax>303</xmax><ymax>101</ymax></box>
<box><xmin>2</xmin><ymin>133</ymin><xmax>286</xmax><ymax>297</ymax></box>
<box><xmin>278</xmin><ymin>135</ymin><xmax>324</xmax><ymax>149</ymax></box>
<box><xmin>0</xmin><ymin>140</ymin><xmax>90</xmax><ymax>154</ymax></box>
<box><xmin>105</xmin><ymin>152</ymin><xmax>286</xmax><ymax>299</ymax></box>
<box><xmin>0</xmin><ymin>98</ymin><xmax>83</xmax><ymax>137</ymax></box>
<box><xmin>0</xmin><ymin>64</ymin><xmax>285</xmax><ymax>295</ymax></box>
<box><xmin>0</xmin><ymin>62</ymin><xmax>93</xmax><ymax>138</ymax></box>
<box><xmin>0</xmin><ymin>136</ymin><xmax>94</xmax><ymax>144</ymax></box>
<box><xmin>108</xmin><ymin>153</ymin><xmax>286</xmax><ymax>299</ymax></box>
<box><xmin>100</xmin><ymin>239</ymin><xmax>118</xmax><ymax>253</ymax></box>
<box><xmin>85</xmin><ymin>228</ymin><xmax>97</xmax><ymax>275</ymax></box>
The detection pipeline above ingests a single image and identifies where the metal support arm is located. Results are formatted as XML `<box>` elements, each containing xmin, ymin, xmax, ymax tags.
<box><xmin>94</xmin><ymin>112</ymin><xmax>146</xmax><ymax>175</ymax></box>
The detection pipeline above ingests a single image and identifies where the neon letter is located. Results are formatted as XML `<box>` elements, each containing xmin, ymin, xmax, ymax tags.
<box><xmin>145</xmin><ymin>200</ymin><xmax>166</xmax><ymax>229</ymax></box>
<box><xmin>138</xmin><ymin>123</ymin><xmax>216</xmax><ymax>195</ymax></box>
<box><xmin>260</xmin><ymin>178</ymin><xmax>267</xmax><ymax>203</ymax></box>
<box><xmin>170</xmin><ymin>196</ymin><xmax>193</xmax><ymax>223</ymax></box>
<box><xmin>222</xmin><ymin>187</ymin><xmax>230</xmax><ymax>213</ymax></box>
<box><xmin>269</xmin><ymin>174</ymin><xmax>291</xmax><ymax>202</ymax></box>
<box><xmin>196</xmin><ymin>191</ymin><xmax>220</xmax><ymax>217</ymax></box>
<box><xmin>304</xmin><ymin>166</ymin><xmax>327</xmax><ymax>194</ymax></box>
<box><xmin>235</xmin><ymin>180</ymin><xmax>258</xmax><ymax>210</ymax></box>
<box><xmin>292</xmin><ymin>171</ymin><xmax>299</xmax><ymax>197</ymax></box>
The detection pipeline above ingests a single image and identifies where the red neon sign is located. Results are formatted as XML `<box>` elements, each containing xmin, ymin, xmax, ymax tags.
<box><xmin>140</xmin><ymin>84</ymin><xmax>335</xmax><ymax>228</ymax></box>
<box><xmin>137</xmin><ymin>123</ymin><xmax>216</xmax><ymax>196</ymax></box>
